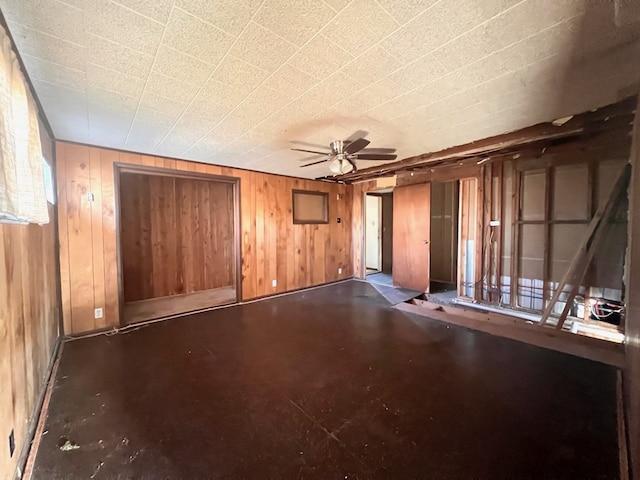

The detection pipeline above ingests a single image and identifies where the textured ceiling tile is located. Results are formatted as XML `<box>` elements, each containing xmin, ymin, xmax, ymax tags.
<box><xmin>380</xmin><ymin>6</ymin><xmax>456</xmax><ymax>65</ymax></box>
<box><xmin>322</xmin><ymin>0</ymin><xmax>350</xmax><ymax>11</ymax></box>
<box><xmin>238</xmin><ymin>86</ymin><xmax>294</xmax><ymax>127</ymax></box>
<box><xmin>343</xmin><ymin>45</ymin><xmax>403</xmax><ymax>85</ymax></box>
<box><xmin>145</xmin><ymin>71</ymin><xmax>199</xmax><ymax>104</ymax></box>
<box><xmin>366</xmin><ymin>100</ymin><xmax>408</xmax><ymax>120</ymax></box>
<box><xmin>288</xmin><ymin>34</ymin><xmax>353</xmax><ymax>79</ymax></box>
<box><xmin>47</xmin><ymin>112</ymin><xmax>89</xmax><ymax>142</ymax></box>
<box><xmin>153</xmin><ymin>44</ymin><xmax>215</xmax><ymax>87</ymax></box>
<box><xmin>87</xmin><ymin>33</ymin><xmax>153</xmax><ymax>79</ymax></box>
<box><xmin>229</xmin><ymin>21</ymin><xmax>297</xmax><ymax>72</ymax></box>
<box><xmin>436</xmin><ymin>0</ymin><xmax>522</xmax><ymax>37</ymax></box>
<box><xmin>85</xmin><ymin>0</ymin><xmax>164</xmax><ymax>56</ymax></box>
<box><xmin>175</xmin><ymin>0</ymin><xmax>261</xmax><ymax>36</ymax></box>
<box><xmin>164</xmin><ymin>8</ymin><xmax>236</xmax><ymax>65</ymax></box>
<box><xmin>155</xmin><ymin>116</ymin><xmax>219</xmax><ymax>156</ymax></box>
<box><xmin>87</xmin><ymin>63</ymin><xmax>145</xmax><ymax>98</ymax></box>
<box><xmin>301</xmin><ymin>73</ymin><xmax>363</xmax><ymax>113</ymax></box>
<box><xmin>386</xmin><ymin>54</ymin><xmax>448</xmax><ymax>92</ymax></box>
<box><xmin>22</xmin><ymin>55</ymin><xmax>86</xmax><ymax>91</ymax></box>
<box><xmin>254</xmin><ymin>0</ymin><xmax>336</xmax><ymax>46</ymax></box>
<box><xmin>126</xmin><ymin>112</ymin><xmax>177</xmax><ymax>153</ymax></box>
<box><xmin>111</xmin><ymin>0</ymin><xmax>174</xmax><ymax>24</ymax></box>
<box><xmin>487</xmin><ymin>0</ymin><xmax>586</xmax><ymax>51</ymax></box>
<box><xmin>431</xmin><ymin>24</ymin><xmax>498</xmax><ymax>73</ymax></box>
<box><xmin>88</xmin><ymin>104</ymin><xmax>134</xmax><ymax>146</ymax></box>
<box><xmin>376</xmin><ymin>0</ymin><xmax>439</xmax><ymax>25</ymax></box>
<box><xmin>58</xmin><ymin>0</ymin><xmax>83</xmax><ymax>8</ymax></box>
<box><xmin>262</xmin><ymin>63</ymin><xmax>319</xmax><ymax>98</ymax></box>
<box><xmin>182</xmin><ymin>92</ymin><xmax>232</xmax><ymax>121</ymax></box>
<box><xmin>209</xmin><ymin>55</ymin><xmax>270</xmax><ymax>89</ymax></box>
<box><xmin>139</xmin><ymin>91</ymin><xmax>190</xmax><ymax>120</ymax></box>
<box><xmin>87</xmin><ymin>86</ymin><xmax>139</xmax><ymax>114</ymax></box>
<box><xmin>204</xmin><ymin>113</ymin><xmax>250</xmax><ymax>145</ymax></box>
<box><xmin>0</xmin><ymin>0</ymin><xmax>85</xmax><ymax>44</ymax></box>
<box><xmin>322</xmin><ymin>0</ymin><xmax>398</xmax><ymax>56</ymax></box>
<box><xmin>183</xmin><ymin>135</ymin><xmax>223</xmax><ymax>161</ymax></box>
<box><xmin>201</xmin><ymin>79</ymin><xmax>252</xmax><ymax>109</ymax></box>
<box><xmin>8</xmin><ymin>23</ymin><xmax>86</xmax><ymax>71</ymax></box>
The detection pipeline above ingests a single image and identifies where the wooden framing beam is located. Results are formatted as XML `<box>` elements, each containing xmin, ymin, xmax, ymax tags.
<box><xmin>395</xmin><ymin>300</ymin><xmax>624</xmax><ymax>367</ymax></box>
<box><xmin>331</xmin><ymin>97</ymin><xmax>636</xmax><ymax>183</ymax></box>
<box><xmin>539</xmin><ymin>164</ymin><xmax>631</xmax><ymax>326</ymax></box>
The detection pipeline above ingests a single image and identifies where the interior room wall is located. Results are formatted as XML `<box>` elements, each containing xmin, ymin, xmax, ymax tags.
<box><xmin>0</xmin><ymin>122</ymin><xmax>60</xmax><ymax>480</ymax></box>
<box><xmin>365</xmin><ymin>195</ymin><xmax>381</xmax><ymax>271</ymax></box>
<box><xmin>55</xmin><ymin>142</ymin><xmax>353</xmax><ymax>335</ymax></box>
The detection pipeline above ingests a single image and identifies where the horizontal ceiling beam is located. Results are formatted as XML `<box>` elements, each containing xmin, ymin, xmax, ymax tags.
<box><xmin>329</xmin><ymin>96</ymin><xmax>637</xmax><ymax>184</ymax></box>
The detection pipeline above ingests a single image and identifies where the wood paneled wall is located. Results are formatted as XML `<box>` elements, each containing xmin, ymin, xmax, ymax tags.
<box><xmin>56</xmin><ymin>142</ymin><xmax>353</xmax><ymax>334</ymax></box>
<box><xmin>0</xmin><ymin>128</ymin><xmax>60</xmax><ymax>479</ymax></box>
<box><xmin>119</xmin><ymin>173</ymin><xmax>235</xmax><ymax>303</ymax></box>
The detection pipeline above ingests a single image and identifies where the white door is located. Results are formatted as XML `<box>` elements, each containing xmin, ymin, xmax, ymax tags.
<box><xmin>365</xmin><ymin>195</ymin><xmax>382</xmax><ymax>271</ymax></box>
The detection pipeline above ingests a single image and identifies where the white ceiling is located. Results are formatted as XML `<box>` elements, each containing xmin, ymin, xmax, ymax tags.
<box><xmin>2</xmin><ymin>0</ymin><xmax>640</xmax><ymax>178</ymax></box>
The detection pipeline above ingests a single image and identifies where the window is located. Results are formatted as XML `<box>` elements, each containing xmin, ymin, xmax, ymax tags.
<box><xmin>0</xmin><ymin>25</ymin><xmax>48</xmax><ymax>224</ymax></box>
<box><xmin>292</xmin><ymin>190</ymin><xmax>328</xmax><ymax>224</ymax></box>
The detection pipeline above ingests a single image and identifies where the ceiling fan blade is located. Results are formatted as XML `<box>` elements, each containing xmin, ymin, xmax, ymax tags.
<box><xmin>345</xmin><ymin>130</ymin><xmax>368</xmax><ymax>143</ymax></box>
<box><xmin>292</xmin><ymin>148</ymin><xmax>328</xmax><ymax>155</ymax></box>
<box><xmin>344</xmin><ymin>138</ymin><xmax>370</xmax><ymax>154</ymax></box>
<box><xmin>298</xmin><ymin>154</ymin><xmax>325</xmax><ymax>162</ymax></box>
<box><xmin>300</xmin><ymin>159</ymin><xmax>328</xmax><ymax>167</ymax></box>
<box><xmin>360</xmin><ymin>147</ymin><xmax>397</xmax><ymax>154</ymax></box>
<box><xmin>355</xmin><ymin>153</ymin><xmax>398</xmax><ymax>160</ymax></box>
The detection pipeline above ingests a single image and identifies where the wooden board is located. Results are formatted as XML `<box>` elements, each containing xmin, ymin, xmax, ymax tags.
<box><xmin>123</xmin><ymin>286</ymin><xmax>236</xmax><ymax>324</ymax></box>
<box><xmin>55</xmin><ymin>143</ymin><xmax>354</xmax><ymax>334</ymax></box>
<box><xmin>395</xmin><ymin>302</ymin><xmax>624</xmax><ymax>368</ymax></box>
<box><xmin>393</xmin><ymin>182</ymin><xmax>431</xmax><ymax>291</ymax></box>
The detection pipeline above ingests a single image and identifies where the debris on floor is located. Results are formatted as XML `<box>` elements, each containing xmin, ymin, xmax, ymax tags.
<box><xmin>58</xmin><ymin>438</ymin><xmax>80</xmax><ymax>451</ymax></box>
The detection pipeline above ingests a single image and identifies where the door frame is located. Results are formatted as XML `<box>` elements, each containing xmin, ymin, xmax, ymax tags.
<box><xmin>365</xmin><ymin>193</ymin><xmax>383</xmax><ymax>273</ymax></box>
<box><xmin>114</xmin><ymin>163</ymin><xmax>242</xmax><ymax>326</ymax></box>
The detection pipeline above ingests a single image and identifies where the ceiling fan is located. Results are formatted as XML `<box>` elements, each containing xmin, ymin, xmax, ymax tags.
<box><xmin>291</xmin><ymin>137</ymin><xmax>397</xmax><ymax>175</ymax></box>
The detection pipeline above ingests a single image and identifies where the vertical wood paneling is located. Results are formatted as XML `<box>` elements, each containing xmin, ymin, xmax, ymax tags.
<box><xmin>101</xmin><ymin>150</ymin><xmax>119</xmax><ymax>328</ymax></box>
<box><xmin>89</xmin><ymin>148</ymin><xmax>105</xmax><ymax>327</ymax></box>
<box><xmin>66</xmin><ymin>143</ymin><xmax>95</xmax><ymax>332</ymax></box>
<box><xmin>55</xmin><ymin>143</ymin><xmax>354</xmax><ymax>333</ymax></box>
<box><xmin>56</xmin><ymin>143</ymin><xmax>71</xmax><ymax>334</ymax></box>
<box><xmin>120</xmin><ymin>174</ymin><xmax>235</xmax><ymax>303</ymax></box>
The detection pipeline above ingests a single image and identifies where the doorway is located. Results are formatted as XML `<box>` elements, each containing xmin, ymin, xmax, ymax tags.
<box><xmin>429</xmin><ymin>181</ymin><xmax>459</xmax><ymax>303</ymax></box>
<box><xmin>365</xmin><ymin>191</ymin><xmax>393</xmax><ymax>284</ymax></box>
<box><xmin>116</xmin><ymin>165</ymin><xmax>240</xmax><ymax>325</ymax></box>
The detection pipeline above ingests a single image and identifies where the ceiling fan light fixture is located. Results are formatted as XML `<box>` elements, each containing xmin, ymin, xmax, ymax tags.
<box><xmin>329</xmin><ymin>158</ymin><xmax>353</xmax><ymax>174</ymax></box>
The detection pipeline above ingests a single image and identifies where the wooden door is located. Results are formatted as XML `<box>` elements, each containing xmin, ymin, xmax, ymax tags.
<box><xmin>393</xmin><ymin>183</ymin><xmax>431</xmax><ymax>291</ymax></box>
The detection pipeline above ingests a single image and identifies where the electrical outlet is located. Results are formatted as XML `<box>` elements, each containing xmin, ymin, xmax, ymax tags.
<box><xmin>94</xmin><ymin>308</ymin><xmax>103</xmax><ymax>319</ymax></box>
<box><xmin>489</xmin><ymin>220</ymin><xmax>500</xmax><ymax>227</ymax></box>
<box><xmin>338</xmin><ymin>267</ymin><xmax>342</xmax><ymax>275</ymax></box>
<box><xmin>271</xmin><ymin>279</ymin><xmax>277</xmax><ymax>288</ymax></box>
<box><xmin>9</xmin><ymin>429</ymin><xmax>15</xmax><ymax>457</ymax></box>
